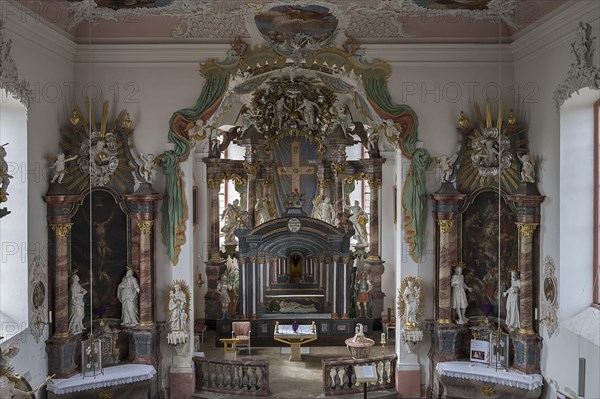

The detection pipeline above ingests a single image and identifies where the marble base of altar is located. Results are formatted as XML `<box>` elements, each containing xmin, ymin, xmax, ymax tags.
<box><xmin>512</xmin><ymin>331</ymin><xmax>542</xmax><ymax>374</ymax></box>
<box><xmin>46</xmin><ymin>364</ymin><xmax>157</xmax><ymax>399</ymax></box>
<box><xmin>127</xmin><ymin>324</ymin><xmax>161</xmax><ymax>365</ymax></box>
<box><xmin>428</xmin><ymin>322</ymin><xmax>469</xmax><ymax>363</ymax></box>
<box><xmin>46</xmin><ymin>335</ymin><xmax>78</xmax><ymax>378</ymax></box>
<box><xmin>435</xmin><ymin>361</ymin><xmax>542</xmax><ymax>399</ymax></box>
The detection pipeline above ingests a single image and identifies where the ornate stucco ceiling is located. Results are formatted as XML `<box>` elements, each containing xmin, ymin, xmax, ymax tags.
<box><xmin>18</xmin><ymin>0</ymin><xmax>568</xmax><ymax>42</ymax></box>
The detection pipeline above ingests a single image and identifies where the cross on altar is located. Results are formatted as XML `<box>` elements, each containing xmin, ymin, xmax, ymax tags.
<box><xmin>277</xmin><ymin>141</ymin><xmax>315</xmax><ymax>193</ymax></box>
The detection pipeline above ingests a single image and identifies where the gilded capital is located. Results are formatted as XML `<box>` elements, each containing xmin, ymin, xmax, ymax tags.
<box><xmin>516</xmin><ymin>223</ymin><xmax>538</xmax><ymax>238</ymax></box>
<box><xmin>367</xmin><ymin>178</ymin><xmax>381</xmax><ymax>189</ymax></box>
<box><xmin>437</xmin><ymin>220</ymin><xmax>454</xmax><ymax>234</ymax></box>
<box><xmin>137</xmin><ymin>220</ymin><xmax>154</xmax><ymax>235</ymax></box>
<box><xmin>51</xmin><ymin>223</ymin><xmax>73</xmax><ymax>240</ymax></box>
<box><xmin>243</xmin><ymin>161</ymin><xmax>260</xmax><ymax>177</ymax></box>
<box><xmin>207</xmin><ymin>178</ymin><xmax>222</xmax><ymax>189</ymax></box>
<box><xmin>317</xmin><ymin>179</ymin><xmax>330</xmax><ymax>188</ymax></box>
<box><xmin>330</xmin><ymin>161</ymin><xmax>348</xmax><ymax>176</ymax></box>
<box><xmin>260</xmin><ymin>179</ymin><xmax>272</xmax><ymax>187</ymax></box>
<box><xmin>332</xmin><ymin>255</ymin><xmax>340</xmax><ymax>263</ymax></box>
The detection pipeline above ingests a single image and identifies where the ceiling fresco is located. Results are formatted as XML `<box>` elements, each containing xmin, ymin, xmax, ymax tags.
<box><xmin>254</xmin><ymin>5</ymin><xmax>338</xmax><ymax>45</ymax></box>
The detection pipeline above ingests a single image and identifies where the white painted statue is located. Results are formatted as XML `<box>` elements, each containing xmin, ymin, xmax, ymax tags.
<box><xmin>353</xmin><ymin>323</ymin><xmax>365</xmax><ymax>342</ymax></box>
<box><xmin>403</xmin><ymin>279</ymin><xmax>421</xmax><ymax>326</ymax></box>
<box><xmin>348</xmin><ymin>200</ymin><xmax>368</xmax><ymax>247</ymax></box>
<box><xmin>315</xmin><ymin>195</ymin><xmax>335</xmax><ymax>225</ymax></box>
<box><xmin>439</xmin><ymin>153</ymin><xmax>458</xmax><ymax>182</ymax></box>
<box><xmin>451</xmin><ymin>265</ymin><xmax>473</xmax><ymax>324</ymax></box>
<box><xmin>519</xmin><ymin>152</ymin><xmax>535</xmax><ymax>183</ymax></box>
<box><xmin>168</xmin><ymin>283</ymin><xmax>188</xmax><ymax>332</ymax></box>
<box><xmin>50</xmin><ymin>152</ymin><xmax>78</xmax><ymax>184</ymax></box>
<box><xmin>117</xmin><ymin>269</ymin><xmax>140</xmax><ymax>326</ymax></box>
<box><xmin>503</xmin><ymin>270</ymin><xmax>521</xmax><ymax>330</ymax></box>
<box><xmin>0</xmin><ymin>144</ymin><xmax>12</xmax><ymax>202</ymax></box>
<box><xmin>255</xmin><ymin>198</ymin><xmax>274</xmax><ymax>225</ymax></box>
<box><xmin>68</xmin><ymin>273</ymin><xmax>87</xmax><ymax>335</ymax></box>
<box><xmin>221</xmin><ymin>199</ymin><xmax>242</xmax><ymax>246</ymax></box>
<box><xmin>139</xmin><ymin>153</ymin><xmax>157</xmax><ymax>183</ymax></box>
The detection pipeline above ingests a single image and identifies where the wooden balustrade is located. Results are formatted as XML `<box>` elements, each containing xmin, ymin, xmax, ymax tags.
<box><xmin>322</xmin><ymin>354</ymin><xmax>397</xmax><ymax>396</ymax></box>
<box><xmin>193</xmin><ymin>357</ymin><xmax>269</xmax><ymax>397</ymax></box>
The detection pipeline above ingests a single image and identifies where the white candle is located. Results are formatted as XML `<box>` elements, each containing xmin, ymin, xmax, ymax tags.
<box><xmin>381</xmin><ymin>332</ymin><xmax>386</xmax><ymax>343</ymax></box>
<box><xmin>48</xmin><ymin>311</ymin><xmax>52</xmax><ymax>323</ymax></box>
<box><xmin>534</xmin><ymin>308</ymin><xmax>538</xmax><ymax>320</ymax></box>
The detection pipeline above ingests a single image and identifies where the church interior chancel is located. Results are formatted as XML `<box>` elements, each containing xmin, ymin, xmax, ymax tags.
<box><xmin>0</xmin><ymin>1</ymin><xmax>599</xmax><ymax>398</ymax></box>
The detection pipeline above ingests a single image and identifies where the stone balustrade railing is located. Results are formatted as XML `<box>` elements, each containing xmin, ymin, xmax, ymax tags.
<box><xmin>322</xmin><ymin>354</ymin><xmax>397</xmax><ymax>396</ymax></box>
<box><xmin>193</xmin><ymin>357</ymin><xmax>269</xmax><ymax>397</ymax></box>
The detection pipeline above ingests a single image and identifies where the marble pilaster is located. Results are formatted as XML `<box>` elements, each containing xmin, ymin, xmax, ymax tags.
<box><xmin>43</xmin><ymin>192</ymin><xmax>81</xmax><ymax>379</ymax></box>
<box><xmin>368</xmin><ymin>177</ymin><xmax>381</xmax><ymax>257</ymax></box>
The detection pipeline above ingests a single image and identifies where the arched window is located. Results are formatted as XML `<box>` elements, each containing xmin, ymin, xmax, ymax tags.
<box><xmin>0</xmin><ymin>88</ymin><xmax>28</xmax><ymax>342</ymax></box>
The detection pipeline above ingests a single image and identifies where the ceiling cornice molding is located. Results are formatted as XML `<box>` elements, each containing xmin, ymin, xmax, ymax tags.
<box><xmin>3</xmin><ymin>0</ymin><xmax>76</xmax><ymax>64</ymax></box>
<box><xmin>363</xmin><ymin>43</ymin><xmax>513</xmax><ymax>65</ymax></box>
<box><xmin>512</xmin><ymin>1</ymin><xmax>599</xmax><ymax>65</ymax></box>
<box><xmin>73</xmin><ymin>42</ymin><xmax>514</xmax><ymax>67</ymax></box>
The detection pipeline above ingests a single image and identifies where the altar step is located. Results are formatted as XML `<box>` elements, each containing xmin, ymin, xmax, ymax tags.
<box><xmin>193</xmin><ymin>390</ymin><xmax>406</xmax><ymax>399</ymax></box>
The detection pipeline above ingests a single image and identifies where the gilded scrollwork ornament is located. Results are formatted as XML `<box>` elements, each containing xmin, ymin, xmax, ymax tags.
<box><xmin>437</xmin><ymin>220</ymin><xmax>453</xmax><ymax>234</ymax></box>
<box><xmin>516</xmin><ymin>222</ymin><xmax>537</xmax><ymax>238</ymax></box>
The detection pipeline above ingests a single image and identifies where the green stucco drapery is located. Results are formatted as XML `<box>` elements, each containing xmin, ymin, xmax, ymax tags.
<box><xmin>364</xmin><ymin>73</ymin><xmax>432</xmax><ymax>263</ymax></box>
<box><xmin>158</xmin><ymin>68</ymin><xmax>228</xmax><ymax>265</ymax></box>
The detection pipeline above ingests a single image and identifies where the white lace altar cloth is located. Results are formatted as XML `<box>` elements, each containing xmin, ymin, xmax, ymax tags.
<box><xmin>47</xmin><ymin>364</ymin><xmax>156</xmax><ymax>395</ymax></box>
<box><xmin>436</xmin><ymin>361</ymin><xmax>542</xmax><ymax>390</ymax></box>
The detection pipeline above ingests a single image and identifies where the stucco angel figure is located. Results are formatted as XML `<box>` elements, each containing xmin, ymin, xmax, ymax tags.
<box><xmin>68</xmin><ymin>272</ymin><xmax>87</xmax><ymax>335</ymax></box>
<box><xmin>451</xmin><ymin>265</ymin><xmax>473</xmax><ymax>324</ymax></box>
<box><xmin>117</xmin><ymin>268</ymin><xmax>140</xmax><ymax>326</ymax></box>
<box><xmin>139</xmin><ymin>153</ymin><xmax>157</xmax><ymax>183</ymax></box>
<box><xmin>50</xmin><ymin>152</ymin><xmax>78</xmax><ymax>184</ymax></box>
<box><xmin>0</xmin><ymin>144</ymin><xmax>12</xmax><ymax>202</ymax></box>
<box><xmin>519</xmin><ymin>152</ymin><xmax>535</xmax><ymax>183</ymax></box>
<box><xmin>348</xmin><ymin>200</ymin><xmax>368</xmax><ymax>247</ymax></box>
<box><xmin>439</xmin><ymin>153</ymin><xmax>458</xmax><ymax>182</ymax></box>
<box><xmin>503</xmin><ymin>270</ymin><xmax>521</xmax><ymax>330</ymax></box>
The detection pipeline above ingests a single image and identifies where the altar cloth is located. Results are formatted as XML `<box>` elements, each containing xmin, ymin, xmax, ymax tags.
<box><xmin>47</xmin><ymin>364</ymin><xmax>156</xmax><ymax>395</ymax></box>
<box><xmin>436</xmin><ymin>361</ymin><xmax>542</xmax><ymax>390</ymax></box>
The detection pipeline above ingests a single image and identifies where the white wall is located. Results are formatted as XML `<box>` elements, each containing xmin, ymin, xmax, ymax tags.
<box><xmin>2</xmin><ymin>2</ymin><xmax>76</xmax><ymax>387</ymax></box>
<box><xmin>514</xmin><ymin>1</ymin><xmax>600</xmax><ymax>397</ymax></box>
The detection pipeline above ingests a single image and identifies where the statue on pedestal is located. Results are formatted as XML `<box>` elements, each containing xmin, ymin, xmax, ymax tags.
<box><xmin>355</xmin><ymin>271</ymin><xmax>372</xmax><ymax>318</ymax></box>
<box><xmin>217</xmin><ymin>274</ymin><xmax>232</xmax><ymax>320</ymax></box>
<box><xmin>347</xmin><ymin>200</ymin><xmax>368</xmax><ymax>247</ymax></box>
<box><xmin>68</xmin><ymin>272</ymin><xmax>87</xmax><ymax>335</ymax></box>
<box><xmin>117</xmin><ymin>268</ymin><xmax>140</xmax><ymax>326</ymax></box>
<box><xmin>221</xmin><ymin>199</ymin><xmax>242</xmax><ymax>246</ymax></box>
<box><xmin>518</xmin><ymin>152</ymin><xmax>535</xmax><ymax>183</ymax></box>
<box><xmin>451</xmin><ymin>265</ymin><xmax>473</xmax><ymax>324</ymax></box>
<box><xmin>503</xmin><ymin>270</ymin><xmax>521</xmax><ymax>330</ymax></box>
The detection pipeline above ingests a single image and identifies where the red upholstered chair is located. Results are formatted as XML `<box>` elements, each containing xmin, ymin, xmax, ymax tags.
<box><xmin>232</xmin><ymin>321</ymin><xmax>251</xmax><ymax>355</ymax></box>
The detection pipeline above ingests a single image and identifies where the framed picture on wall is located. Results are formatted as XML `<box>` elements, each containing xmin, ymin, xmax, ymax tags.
<box><xmin>470</xmin><ymin>339</ymin><xmax>490</xmax><ymax>364</ymax></box>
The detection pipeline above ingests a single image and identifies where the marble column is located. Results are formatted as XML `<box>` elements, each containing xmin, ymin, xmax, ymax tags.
<box><xmin>368</xmin><ymin>177</ymin><xmax>381</xmax><ymax>257</ymax></box>
<box><xmin>516</xmin><ymin>222</ymin><xmax>538</xmax><ymax>334</ymax></box>
<box><xmin>251</xmin><ymin>256</ymin><xmax>257</xmax><ymax>320</ymax></box>
<box><xmin>342</xmin><ymin>257</ymin><xmax>350</xmax><ymax>319</ymax></box>
<box><xmin>243</xmin><ymin>162</ymin><xmax>259</xmax><ymax>227</ymax></box>
<box><xmin>331</xmin><ymin>257</ymin><xmax>339</xmax><ymax>319</ymax></box>
<box><xmin>436</xmin><ymin>220</ymin><xmax>455</xmax><ymax>324</ymax></box>
<box><xmin>204</xmin><ymin>177</ymin><xmax>225</xmax><ymax>325</ymax></box>
<box><xmin>43</xmin><ymin>192</ymin><xmax>81</xmax><ymax>378</ymax></box>
<box><xmin>331</xmin><ymin>163</ymin><xmax>346</xmax><ymax>216</ymax></box>
<box><xmin>122</xmin><ymin>189</ymin><xmax>162</xmax><ymax>365</ymax></box>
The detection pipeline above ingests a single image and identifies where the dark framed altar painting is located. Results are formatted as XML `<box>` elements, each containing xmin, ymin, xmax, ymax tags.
<box><xmin>71</xmin><ymin>189</ymin><xmax>128</xmax><ymax>322</ymax></box>
<box><xmin>460</xmin><ymin>190</ymin><xmax>517</xmax><ymax>320</ymax></box>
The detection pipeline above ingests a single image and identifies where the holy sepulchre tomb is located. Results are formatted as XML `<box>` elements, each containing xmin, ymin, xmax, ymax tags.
<box><xmin>0</xmin><ymin>0</ymin><xmax>599</xmax><ymax>398</ymax></box>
